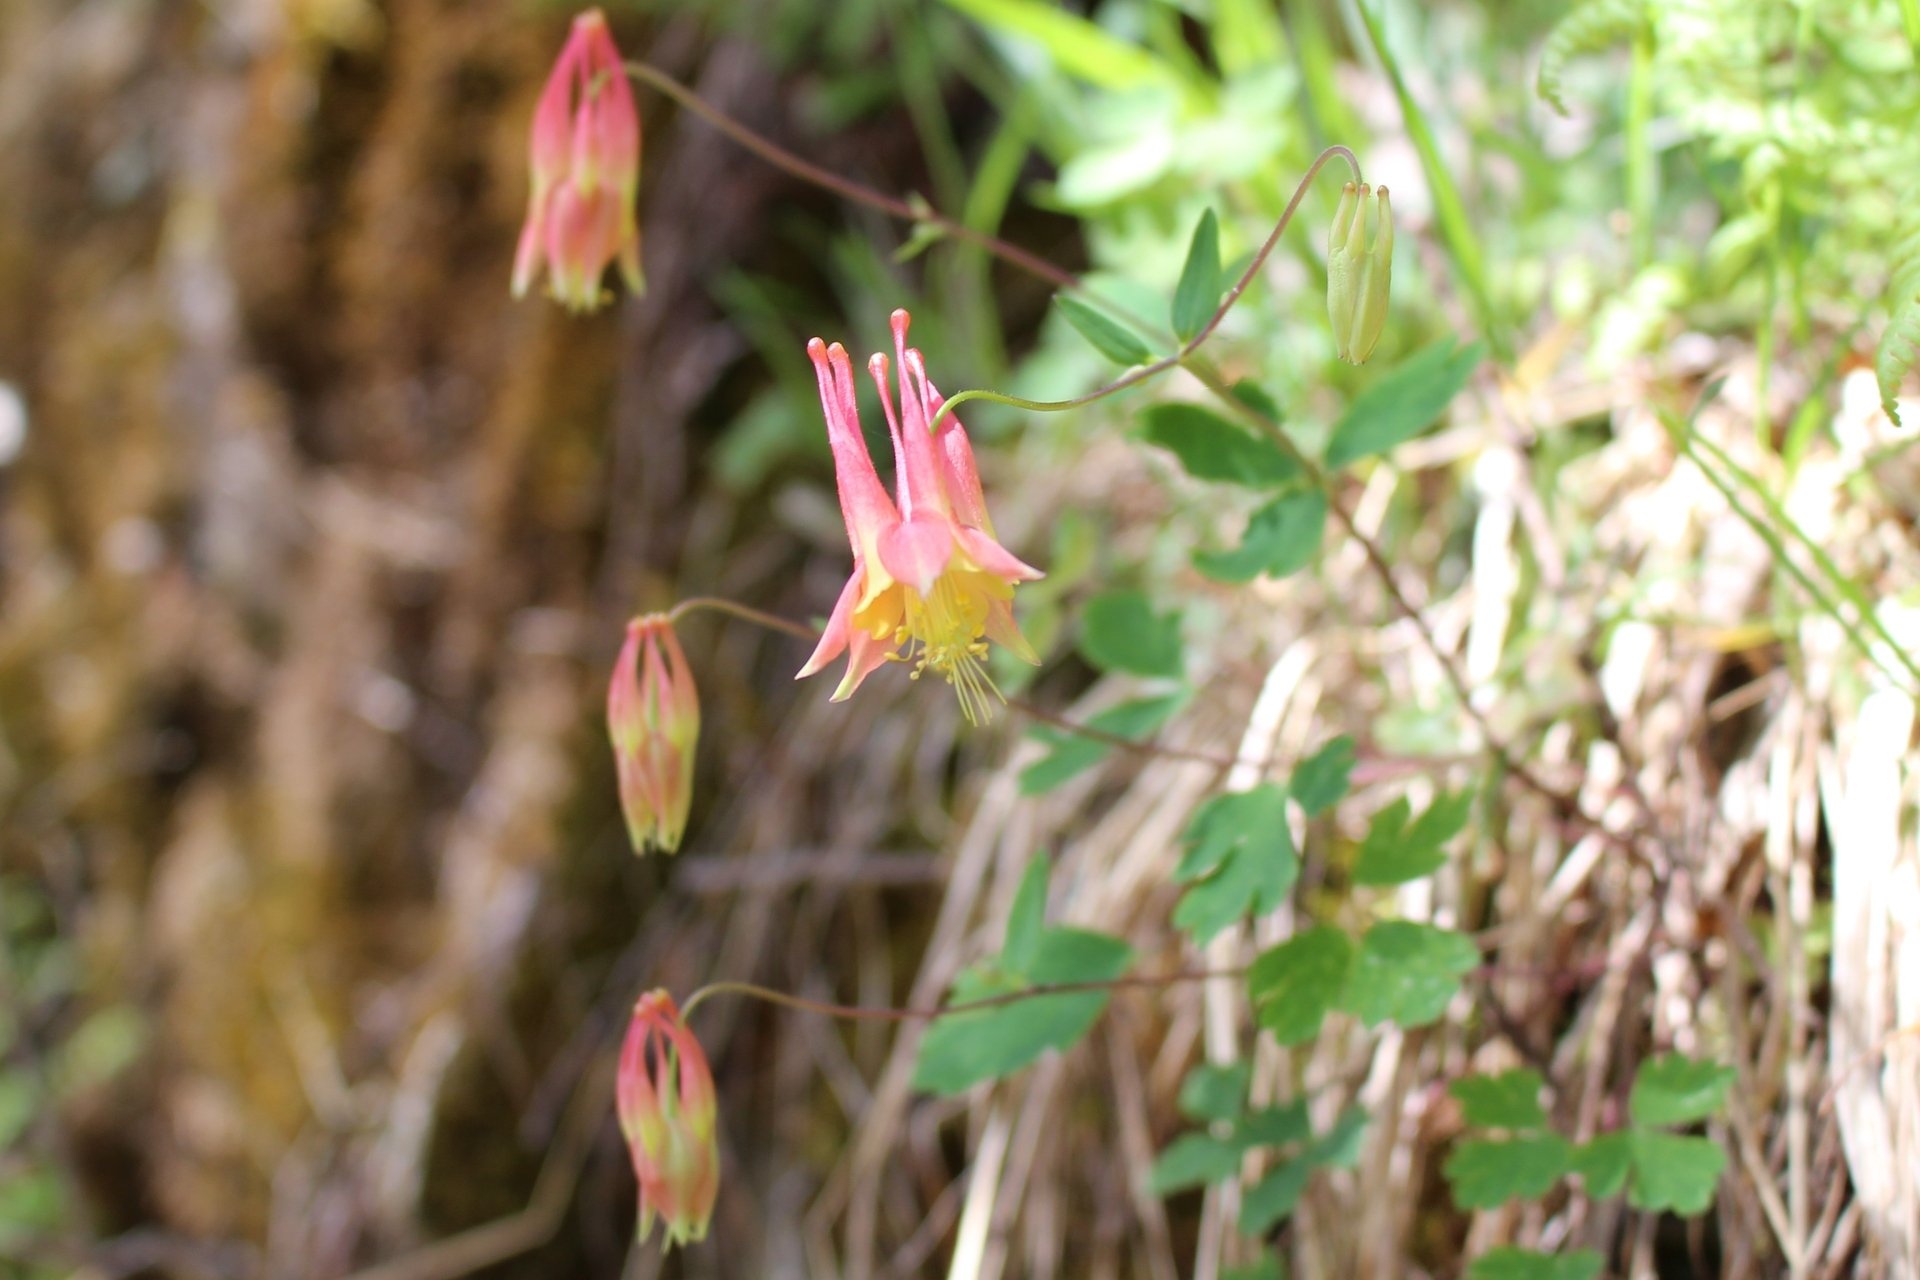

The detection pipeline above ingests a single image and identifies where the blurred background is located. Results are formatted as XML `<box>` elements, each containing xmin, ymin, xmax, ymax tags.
<box><xmin>3</xmin><ymin>0</ymin><xmax>1918</xmax><ymax>1277</ymax></box>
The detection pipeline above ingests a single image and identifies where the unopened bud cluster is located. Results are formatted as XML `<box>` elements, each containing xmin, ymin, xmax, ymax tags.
<box><xmin>617</xmin><ymin>991</ymin><xmax>719</xmax><ymax>1247</ymax></box>
<box><xmin>1327</xmin><ymin>181</ymin><xmax>1393</xmax><ymax>364</ymax></box>
<box><xmin>608</xmin><ymin>614</ymin><xmax>699</xmax><ymax>854</ymax></box>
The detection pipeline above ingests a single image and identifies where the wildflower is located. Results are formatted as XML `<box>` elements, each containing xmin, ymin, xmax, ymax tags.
<box><xmin>608</xmin><ymin>614</ymin><xmax>699</xmax><ymax>853</ymax></box>
<box><xmin>1327</xmin><ymin>182</ymin><xmax>1393</xmax><ymax>364</ymax></box>
<box><xmin>512</xmin><ymin>8</ymin><xmax>644</xmax><ymax>311</ymax></box>
<box><xmin>616</xmin><ymin>990</ymin><xmax>719</xmax><ymax>1249</ymax></box>
<box><xmin>796</xmin><ymin>310</ymin><xmax>1043</xmax><ymax>724</ymax></box>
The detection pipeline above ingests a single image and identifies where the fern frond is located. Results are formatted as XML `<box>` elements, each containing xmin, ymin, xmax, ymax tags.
<box><xmin>1876</xmin><ymin>196</ymin><xmax>1920</xmax><ymax>425</ymax></box>
<box><xmin>1538</xmin><ymin>0</ymin><xmax>1646</xmax><ymax>115</ymax></box>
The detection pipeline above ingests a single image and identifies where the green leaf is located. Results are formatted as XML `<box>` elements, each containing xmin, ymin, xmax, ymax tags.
<box><xmin>0</xmin><ymin>1070</ymin><xmax>36</xmax><ymax>1149</ymax></box>
<box><xmin>1289</xmin><ymin>737</ymin><xmax>1354</xmax><ymax>816</ymax></box>
<box><xmin>1240</xmin><ymin>1156</ymin><xmax>1313</xmax><ymax>1234</ymax></box>
<box><xmin>1568</xmin><ymin>1132</ymin><xmax>1632</xmax><ymax>1197</ymax></box>
<box><xmin>1467</xmin><ymin>1247</ymin><xmax>1604</xmax><ymax>1280</ymax></box>
<box><xmin>1173</xmin><ymin>786</ymin><xmax>1298</xmax><ymax>944</ymax></box>
<box><xmin>1139</xmin><ymin>404</ymin><xmax>1299</xmax><ymax>488</ymax></box>
<box><xmin>1223</xmin><ymin>1259</ymin><xmax>1284</xmax><ymax>1280</ymax></box>
<box><xmin>1236</xmin><ymin>1101</ymin><xmax>1312</xmax><ymax>1148</ymax></box>
<box><xmin>1001</xmin><ymin>854</ymin><xmax>1049</xmax><ymax>978</ymax></box>
<box><xmin>1249</xmin><ymin>926</ymin><xmax>1355</xmax><ymax>1045</ymax></box>
<box><xmin>1307</xmin><ymin>1105</ymin><xmax>1369</xmax><ymax>1168</ymax></box>
<box><xmin>1150</xmin><ymin>1132</ymin><xmax>1245</xmax><ymax>1193</ymax></box>
<box><xmin>1019</xmin><ymin>692</ymin><xmax>1187</xmax><ymax>795</ymax></box>
<box><xmin>1340</xmin><ymin>922</ymin><xmax>1478</xmax><ymax>1028</ymax></box>
<box><xmin>1172</xmin><ymin>209</ymin><xmax>1223</xmax><ymax>341</ymax></box>
<box><xmin>1150</xmin><ymin>1100</ymin><xmax>1309</xmax><ymax>1194</ymax></box>
<box><xmin>1227</xmin><ymin>380</ymin><xmax>1283</xmax><ymax>423</ymax></box>
<box><xmin>1628</xmin><ymin>1054</ymin><xmax>1737</xmax><ymax>1128</ymax></box>
<box><xmin>1056</xmin><ymin>295</ymin><xmax>1154</xmax><ymax>366</ymax></box>
<box><xmin>1450</xmin><ymin>1070</ymin><xmax>1547</xmax><ymax>1131</ymax></box>
<box><xmin>1193</xmin><ymin>490</ymin><xmax>1328</xmax><ymax>584</ymax></box>
<box><xmin>1626</xmin><ymin>1131</ymin><xmax>1725</xmax><ymax>1214</ymax></box>
<box><xmin>1351</xmin><ymin>792</ymin><xmax>1471</xmax><ymax>887</ymax></box>
<box><xmin>1078</xmin><ymin>590</ymin><xmax>1183</xmax><ymax>678</ymax></box>
<box><xmin>1443</xmin><ymin>1135</ymin><xmax>1572</xmax><ymax>1209</ymax></box>
<box><xmin>1178</xmin><ymin>1061</ymin><xmax>1251</xmax><ymax>1123</ymax></box>
<box><xmin>938</xmin><ymin>0</ymin><xmax>1182</xmax><ymax>90</ymax></box>
<box><xmin>1325</xmin><ymin>339</ymin><xmax>1485</xmax><ymax>470</ymax></box>
<box><xmin>912</xmin><ymin>927</ymin><xmax>1133</xmax><ymax>1094</ymax></box>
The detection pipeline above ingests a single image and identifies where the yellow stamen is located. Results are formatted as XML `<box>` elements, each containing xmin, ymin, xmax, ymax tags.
<box><xmin>895</xmin><ymin>570</ymin><xmax>1003</xmax><ymax>725</ymax></box>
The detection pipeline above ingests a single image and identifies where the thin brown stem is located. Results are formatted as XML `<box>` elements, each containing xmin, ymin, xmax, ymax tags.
<box><xmin>624</xmin><ymin>60</ymin><xmax>1077</xmax><ymax>290</ymax></box>
<box><xmin>682</xmin><ymin>968</ymin><xmax>1246</xmax><ymax>1022</ymax></box>
<box><xmin>667</xmin><ymin>595</ymin><xmax>819</xmax><ymax>642</ymax></box>
<box><xmin>1177</xmin><ymin>359</ymin><xmax>1649</xmax><ymax>855</ymax></box>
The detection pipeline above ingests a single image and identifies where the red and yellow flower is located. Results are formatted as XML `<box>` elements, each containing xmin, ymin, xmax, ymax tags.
<box><xmin>616</xmin><ymin>990</ymin><xmax>719</xmax><ymax>1248</ymax></box>
<box><xmin>797</xmin><ymin>310</ymin><xmax>1042</xmax><ymax>723</ymax></box>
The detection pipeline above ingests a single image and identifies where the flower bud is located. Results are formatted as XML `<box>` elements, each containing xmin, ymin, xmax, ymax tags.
<box><xmin>616</xmin><ymin>990</ymin><xmax>719</xmax><ymax>1249</ymax></box>
<box><xmin>1327</xmin><ymin>182</ymin><xmax>1393</xmax><ymax>364</ymax></box>
<box><xmin>512</xmin><ymin>8</ymin><xmax>645</xmax><ymax>310</ymax></box>
<box><xmin>608</xmin><ymin>614</ymin><xmax>699</xmax><ymax>854</ymax></box>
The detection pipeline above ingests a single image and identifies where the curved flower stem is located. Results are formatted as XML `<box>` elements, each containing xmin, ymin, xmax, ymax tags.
<box><xmin>927</xmin><ymin>145</ymin><xmax>1361</xmax><ymax>433</ymax></box>
<box><xmin>666</xmin><ymin>595</ymin><xmax>819</xmax><ymax>642</ymax></box>
<box><xmin>681</xmin><ymin>968</ymin><xmax>1247</xmax><ymax>1022</ymax></box>
<box><xmin>623</xmin><ymin>60</ymin><xmax>1077</xmax><ymax>291</ymax></box>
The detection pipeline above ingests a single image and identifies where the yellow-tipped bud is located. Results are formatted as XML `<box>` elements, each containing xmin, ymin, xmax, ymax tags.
<box><xmin>1327</xmin><ymin>182</ymin><xmax>1393</xmax><ymax>364</ymax></box>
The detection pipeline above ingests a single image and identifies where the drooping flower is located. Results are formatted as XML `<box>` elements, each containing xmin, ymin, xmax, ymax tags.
<box><xmin>616</xmin><ymin>990</ymin><xmax>719</xmax><ymax>1249</ymax></box>
<box><xmin>608</xmin><ymin>614</ymin><xmax>699</xmax><ymax>853</ymax></box>
<box><xmin>1327</xmin><ymin>181</ymin><xmax>1393</xmax><ymax>364</ymax></box>
<box><xmin>796</xmin><ymin>309</ymin><xmax>1043</xmax><ymax>724</ymax></box>
<box><xmin>512</xmin><ymin>8</ymin><xmax>644</xmax><ymax>311</ymax></box>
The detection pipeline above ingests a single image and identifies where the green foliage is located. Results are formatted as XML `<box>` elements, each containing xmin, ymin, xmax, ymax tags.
<box><xmin>1351</xmin><ymin>790</ymin><xmax>1473</xmax><ymax>887</ymax></box>
<box><xmin>1449</xmin><ymin>1069</ymin><xmax>1547</xmax><ymax>1131</ymax></box>
<box><xmin>1019</xmin><ymin>692</ymin><xmax>1187</xmax><ymax>795</ymax></box>
<box><xmin>1078</xmin><ymin>590</ymin><xmax>1184</xmax><ymax>679</ymax></box>
<box><xmin>1151</xmin><ymin>1059</ymin><xmax>1366</xmax><ymax>1239</ymax></box>
<box><xmin>1878</xmin><ymin>204</ymin><xmax>1920</xmax><ymax>423</ymax></box>
<box><xmin>1442</xmin><ymin>1055</ymin><xmax>1732</xmax><ymax>1217</ymax></box>
<box><xmin>936</xmin><ymin>0</ymin><xmax>1180</xmax><ymax>91</ymax></box>
<box><xmin>1173</xmin><ymin>786</ymin><xmax>1297</xmax><ymax>944</ymax></box>
<box><xmin>913</xmin><ymin>855</ymin><xmax>1133</xmax><ymax>1094</ymax></box>
<box><xmin>1056</xmin><ymin>294</ymin><xmax>1154</xmax><ymax>367</ymax></box>
<box><xmin>1179</xmin><ymin>1061</ymin><xmax>1253</xmax><ymax>1123</ymax></box>
<box><xmin>1248</xmin><ymin>926</ymin><xmax>1354</xmax><ymax>1045</ymax></box>
<box><xmin>1340</xmin><ymin>922</ymin><xmax>1478</xmax><ymax>1029</ymax></box>
<box><xmin>1467</xmin><ymin>1248</ymin><xmax>1604</xmax><ymax>1280</ymax></box>
<box><xmin>1324</xmin><ymin>340</ymin><xmax>1484</xmax><ymax>470</ymax></box>
<box><xmin>1193</xmin><ymin>490</ymin><xmax>1327</xmax><ymax>584</ymax></box>
<box><xmin>1444</xmin><ymin>1135</ymin><xmax>1573</xmax><ymax>1209</ymax></box>
<box><xmin>1536</xmin><ymin>0</ymin><xmax>1646</xmax><ymax>114</ymax></box>
<box><xmin>1172</xmin><ymin>209</ymin><xmax>1223</xmax><ymax>342</ymax></box>
<box><xmin>1628</xmin><ymin>1053</ymin><xmax>1737</xmax><ymax>1127</ymax></box>
<box><xmin>1624</xmin><ymin>1131</ymin><xmax>1725</xmax><ymax>1214</ymax></box>
<box><xmin>1139</xmin><ymin>404</ymin><xmax>1298</xmax><ymax>488</ymax></box>
<box><xmin>1288</xmin><ymin>737</ymin><xmax>1354</xmax><ymax>817</ymax></box>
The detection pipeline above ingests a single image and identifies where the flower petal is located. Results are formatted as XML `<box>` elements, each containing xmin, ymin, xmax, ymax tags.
<box><xmin>956</xmin><ymin>526</ymin><xmax>1044</xmax><ymax>584</ymax></box>
<box><xmin>810</xmin><ymin>339</ymin><xmax>898</xmax><ymax>558</ymax></box>
<box><xmin>985</xmin><ymin>597</ymin><xmax>1041</xmax><ymax>665</ymax></box>
<box><xmin>797</xmin><ymin>570</ymin><xmax>861</xmax><ymax>679</ymax></box>
<box><xmin>879</xmin><ymin>516</ymin><xmax>955</xmax><ymax>598</ymax></box>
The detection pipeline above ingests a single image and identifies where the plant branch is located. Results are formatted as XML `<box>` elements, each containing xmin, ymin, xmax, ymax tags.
<box><xmin>682</xmin><ymin>968</ymin><xmax>1246</xmax><ymax>1022</ymax></box>
<box><xmin>928</xmin><ymin>146</ymin><xmax>1359</xmax><ymax>432</ymax></box>
<box><xmin>624</xmin><ymin>60</ymin><xmax>1077</xmax><ymax>290</ymax></box>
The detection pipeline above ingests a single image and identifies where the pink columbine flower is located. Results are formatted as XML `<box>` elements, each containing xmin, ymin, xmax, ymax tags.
<box><xmin>616</xmin><ymin>990</ymin><xmax>719</xmax><ymax>1249</ymax></box>
<box><xmin>797</xmin><ymin>309</ymin><xmax>1043</xmax><ymax>724</ymax></box>
<box><xmin>512</xmin><ymin>8</ymin><xmax>644</xmax><ymax>311</ymax></box>
<box><xmin>608</xmin><ymin>614</ymin><xmax>699</xmax><ymax>854</ymax></box>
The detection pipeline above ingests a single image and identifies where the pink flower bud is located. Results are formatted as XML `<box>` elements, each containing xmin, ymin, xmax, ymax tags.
<box><xmin>608</xmin><ymin>615</ymin><xmax>699</xmax><ymax>854</ymax></box>
<box><xmin>616</xmin><ymin>991</ymin><xmax>719</xmax><ymax>1249</ymax></box>
<box><xmin>512</xmin><ymin>9</ymin><xmax>644</xmax><ymax>310</ymax></box>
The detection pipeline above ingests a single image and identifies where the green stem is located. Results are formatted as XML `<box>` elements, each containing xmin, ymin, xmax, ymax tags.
<box><xmin>1625</xmin><ymin>21</ymin><xmax>1656</xmax><ymax>268</ymax></box>
<box><xmin>666</xmin><ymin>595</ymin><xmax>819</xmax><ymax>642</ymax></box>
<box><xmin>623</xmin><ymin>60</ymin><xmax>1078</xmax><ymax>291</ymax></box>
<box><xmin>681</xmin><ymin>968</ymin><xmax>1246</xmax><ymax>1022</ymax></box>
<box><xmin>927</xmin><ymin>145</ymin><xmax>1361</xmax><ymax>433</ymax></box>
